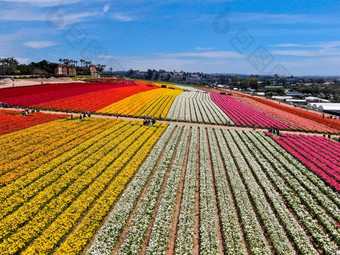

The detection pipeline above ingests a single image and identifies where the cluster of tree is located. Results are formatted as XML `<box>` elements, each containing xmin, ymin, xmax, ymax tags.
<box><xmin>0</xmin><ymin>57</ymin><xmax>106</xmax><ymax>76</ymax></box>
<box><xmin>293</xmin><ymin>83</ymin><xmax>340</xmax><ymax>102</ymax></box>
<box><xmin>265</xmin><ymin>88</ymin><xmax>285</xmax><ymax>97</ymax></box>
<box><xmin>231</xmin><ymin>76</ymin><xmax>259</xmax><ymax>90</ymax></box>
<box><xmin>0</xmin><ymin>57</ymin><xmax>20</xmax><ymax>75</ymax></box>
<box><xmin>126</xmin><ymin>69</ymin><xmax>173</xmax><ymax>82</ymax></box>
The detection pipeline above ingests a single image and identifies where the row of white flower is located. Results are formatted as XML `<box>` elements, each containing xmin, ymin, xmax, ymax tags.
<box><xmin>245</xmin><ymin>131</ymin><xmax>339</xmax><ymax>254</ymax></box>
<box><xmin>180</xmin><ymin>91</ymin><xmax>210</xmax><ymax>100</ymax></box>
<box><xmin>145</xmin><ymin>126</ymin><xmax>190</xmax><ymax>254</ymax></box>
<box><xmin>213</xmin><ymin>128</ymin><xmax>271</xmax><ymax>255</ymax></box>
<box><xmin>166</xmin><ymin>92</ymin><xmax>233</xmax><ymax>125</ymax></box>
<box><xmin>189</xmin><ymin>98</ymin><xmax>202</xmax><ymax>123</ymax></box>
<box><xmin>87</xmin><ymin>125</ymin><xmax>179</xmax><ymax>255</ymax></box>
<box><xmin>175</xmin><ymin>127</ymin><xmax>199</xmax><ymax>254</ymax></box>
<box><xmin>228</xmin><ymin>129</ymin><xmax>302</xmax><ymax>255</ymax></box>
<box><xmin>258</xmin><ymin>132</ymin><xmax>340</xmax><ymax>210</ymax></box>
<box><xmin>237</xmin><ymin>130</ymin><xmax>319</xmax><ymax>254</ymax></box>
<box><xmin>206</xmin><ymin>128</ymin><xmax>245</xmax><ymax>255</ymax></box>
<box><xmin>174</xmin><ymin>85</ymin><xmax>202</xmax><ymax>92</ymax></box>
<box><xmin>198</xmin><ymin>128</ymin><xmax>220</xmax><ymax>254</ymax></box>
<box><xmin>117</xmin><ymin>125</ymin><xmax>185</xmax><ymax>254</ymax></box>
<box><xmin>253</xmin><ymin>132</ymin><xmax>340</xmax><ymax>224</ymax></box>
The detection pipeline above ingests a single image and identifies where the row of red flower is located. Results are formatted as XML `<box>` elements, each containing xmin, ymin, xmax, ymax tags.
<box><xmin>0</xmin><ymin>110</ymin><xmax>66</xmax><ymax>135</ymax></box>
<box><xmin>0</xmin><ymin>82</ymin><xmax>132</xmax><ymax>107</ymax></box>
<box><xmin>34</xmin><ymin>85</ymin><xmax>156</xmax><ymax>112</ymax></box>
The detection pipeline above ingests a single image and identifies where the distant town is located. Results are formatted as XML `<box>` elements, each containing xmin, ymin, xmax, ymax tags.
<box><xmin>1</xmin><ymin>57</ymin><xmax>339</xmax><ymax>106</ymax></box>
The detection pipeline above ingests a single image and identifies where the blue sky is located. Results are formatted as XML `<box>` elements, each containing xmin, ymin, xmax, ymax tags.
<box><xmin>0</xmin><ymin>0</ymin><xmax>340</xmax><ymax>75</ymax></box>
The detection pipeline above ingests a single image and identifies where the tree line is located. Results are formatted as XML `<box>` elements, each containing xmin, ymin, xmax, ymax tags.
<box><xmin>0</xmin><ymin>57</ymin><xmax>106</xmax><ymax>76</ymax></box>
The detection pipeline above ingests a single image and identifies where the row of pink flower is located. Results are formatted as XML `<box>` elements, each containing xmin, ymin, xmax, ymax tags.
<box><xmin>306</xmin><ymin>135</ymin><xmax>340</xmax><ymax>158</ymax></box>
<box><xmin>238</xmin><ymin>96</ymin><xmax>337</xmax><ymax>133</ymax></box>
<box><xmin>205</xmin><ymin>92</ymin><xmax>290</xmax><ymax>128</ymax></box>
<box><xmin>0</xmin><ymin>82</ymin><xmax>133</xmax><ymax>107</ymax></box>
<box><xmin>267</xmin><ymin>132</ymin><xmax>340</xmax><ymax>191</ymax></box>
<box><xmin>295</xmin><ymin>134</ymin><xmax>340</xmax><ymax>169</ymax></box>
<box><xmin>282</xmin><ymin>134</ymin><xmax>340</xmax><ymax>175</ymax></box>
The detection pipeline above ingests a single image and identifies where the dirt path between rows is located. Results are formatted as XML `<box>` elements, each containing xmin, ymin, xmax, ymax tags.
<box><xmin>0</xmin><ymin>78</ymin><xmax>83</xmax><ymax>89</ymax></box>
<box><xmin>167</xmin><ymin>128</ymin><xmax>192</xmax><ymax>255</ymax></box>
<box><xmin>4</xmin><ymin>107</ymin><xmax>339</xmax><ymax>139</ymax></box>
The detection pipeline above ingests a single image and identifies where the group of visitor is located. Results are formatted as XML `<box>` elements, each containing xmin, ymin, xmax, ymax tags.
<box><xmin>268</xmin><ymin>126</ymin><xmax>280</xmax><ymax>135</ymax></box>
<box><xmin>322</xmin><ymin>113</ymin><xmax>339</xmax><ymax>120</ymax></box>
<box><xmin>225</xmin><ymin>121</ymin><xmax>232</xmax><ymax>126</ymax></box>
<box><xmin>143</xmin><ymin>116</ymin><xmax>156</xmax><ymax>126</ymax></box>
<box><xmin>22</xmin><ymin>108</ymin><xmax>38</xmax><ymax>116</ymax></box>
<box><xmin>78</xmin><ymin>110</ymin><xmax>91</xmax><ymax>120</ymax></box>
<box><xmin>0</xmin><ymin>102</ymin><xmax>9</xmax><ymax>108</ymax></box>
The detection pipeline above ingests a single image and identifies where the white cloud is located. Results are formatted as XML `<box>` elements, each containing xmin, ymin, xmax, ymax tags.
<box><xmin>15</xmin><ymin>57</ymin><xmax>30</xmax><ymax>64</ymax></box>
<box><xmin>99</xmin><ymin>54</ymin><xmax>250</xmax><ymax>74</ymax></box>
<box><xmin>103</xmin><ymin>4</ymin><xmax>111</xmax><ymax>14</ymax></box>
<box><xmin>270</xmin><ymin>41</ymin><xmax>340</xmax><ymax>57</ymax></box>
<box><xmin>0</xmin><ymin>3</ymin><xmax>109</xmax><ymax>26</ymax></box>
<box><xmin>111</xmin><ymin>13</ymin><xmax>137</xmax><ymax>22</ymax></box>
<box><xmin>278</xmin><ymin>57</ymin><xmax>340</xmax><ymax>76</ymax></box>
<box><xmin>195</xmin><ymin>47</ymin><xmax>216</xmax><ymax>51</ymax></box>
<box><xmin>23</xmin><ymin>41</ymin><xmax>58</xmax><ymax>49</ymax></box>
<box><xmin>154</xmin><ymin>51</ymin><xmax>243</xmax><ymax>59</ymax></box>
<box><xmin>0</xmin><ymin>0</ymin><xmax>81</xmax><ymax>7</ymax></box>
<box><xmin>229</xmin><ymin>12</ymin><xmax>340</xmax><ymax>25</ymax></box>
<box><xmin>272</xmin><ymin>48</ymin><xmax>340</xmax><ymax>57</ymax></box>
<box><xmin>272</xmin><ymin>41</ymin><xmax>340</xmax><ymax>49</ymax></box>
<box><xmin>0</xmin><ymin>56</ymin><xmax>29</xmax><ymax>64</ymax></box>
<box><xmin>74</xmin><ymin>52</ymin><xmax>340</xmax><ymax>76</ymax></box>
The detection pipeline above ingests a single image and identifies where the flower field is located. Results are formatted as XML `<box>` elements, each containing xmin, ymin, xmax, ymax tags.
<box><xmin>267</xmin><ymin>132</ymin><xmax>340</xmax><ymax>191</ymax></box>
<box><xmin>209</xmin><ymin>93</ymin><xmax>290</xmax><ymax>129</ymax></box>
<box><xmin>166</xmin><ymin>91</ymin><xmax>234</xmax><ymax>124</ymax></box>
<box><xmin>0</xmin><ymin>109</ymin><xmax>66</xmax><ymax>135</ymax></box>
<box><xmin>97</xmin><ymin>88</ymin><xmax>170</xmax><ymax>116</ymax></box>
<box><xmin>0</xmin><ymin>82</ymin><xmax>124</xmax><ymax>107</ymax></box>
<box><xmin>33</xmin><ymin>85</ymin><xmax>155</xmax><ymax>112</ymax></box>
<box><xmin>135</xmin><ymin>89</ymin><xmax>183</xmax><ymax>119</ymax></box>
<box><xmin>0</xmin><ymin>117</ymin><xmax>167</xmax><ymax>254</ymax></box>
<box><xmin>238</xmin><ymin>96</ymin><xmax>338</xmax><ymax>133</ymax></box>
<box><xmin>1</xmin><ymin>83</ymin><xmax>340</xmax><ymax>255</ymax></box>
<box><xmin>226</xmin><ymin>90</ymin><xmax>340</xmax><ymax>132</ymax></box>
<box><xmin>1</xmin><ymin>82</ymin><xmax>339</xmax><ymax>133</ymax></box>
<box><xmin>88</xmin><ymin>125</ymin><xmax>340</xmax><ymax>255</ymax></box>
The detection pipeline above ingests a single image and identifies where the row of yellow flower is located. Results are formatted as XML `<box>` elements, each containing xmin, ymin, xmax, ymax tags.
<box><xmin>0</xmin><ymin>121</ymin><xmax>159</xmax><ymax>254</ymax></box>
<box><xmin>0</xmin><ymin>119</ymin><xmax>83</xmax><ymax>166</ymax></box>
<box><xmin>0</xmin><ymin>118</ymin><xmax>65</xmax><ymax>154</ymax></box>
<box><xmin>152</xmin><ymin>82</ymin><xmax>183</xmax><ymax>90</ymax></box>
<box><xmin>54</xmin><ymin>124</ymin><xmax>167</xmax><ymax>255</ymax></box>
<box><xmin>0</xmin><ymin>118</ymin><xmax>114</xmax><ymax>185</ymax></box>
<box><xmin>21</xmin><ymin>124</ymin><xmax>166</xmax><ymax>255</ymax></box>
<box><xmin>97</xmin><ymin>88</ymin><xmax>170</xmax><ymax>116</ymax></box>
<box><xmin>135</xmin><ymin>90</ymin><xmax>183</xmax><ymax>118</ymax></box>
<box><xmin>0</xmin><ymin>119</ymin><xmax>124</xmax><ymax>203</ymax></box>
<box><xmin>0</xmin><ymin>121</ymin><xmax>140</xmax><ymax>251</ymax></box>
<box><xmin>0</xmin><ymin>120</ymin><xmax>129</xmax><ymax>220</ymax></box>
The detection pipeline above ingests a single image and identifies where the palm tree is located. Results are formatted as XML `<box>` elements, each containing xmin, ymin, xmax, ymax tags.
<box><xmin>0</xmin><ymin>58</ymin><xmax>5</xmax><ymax>76</ymax></box>
<box><xmin>59</xmin><ymin>58</ymin><xmax>63</xmax><ymax>64</ymax></box>
<box><xmin>80</xmin><ymin>59</ymin><xmax>85</xmax><ymax>67</ymax></box>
